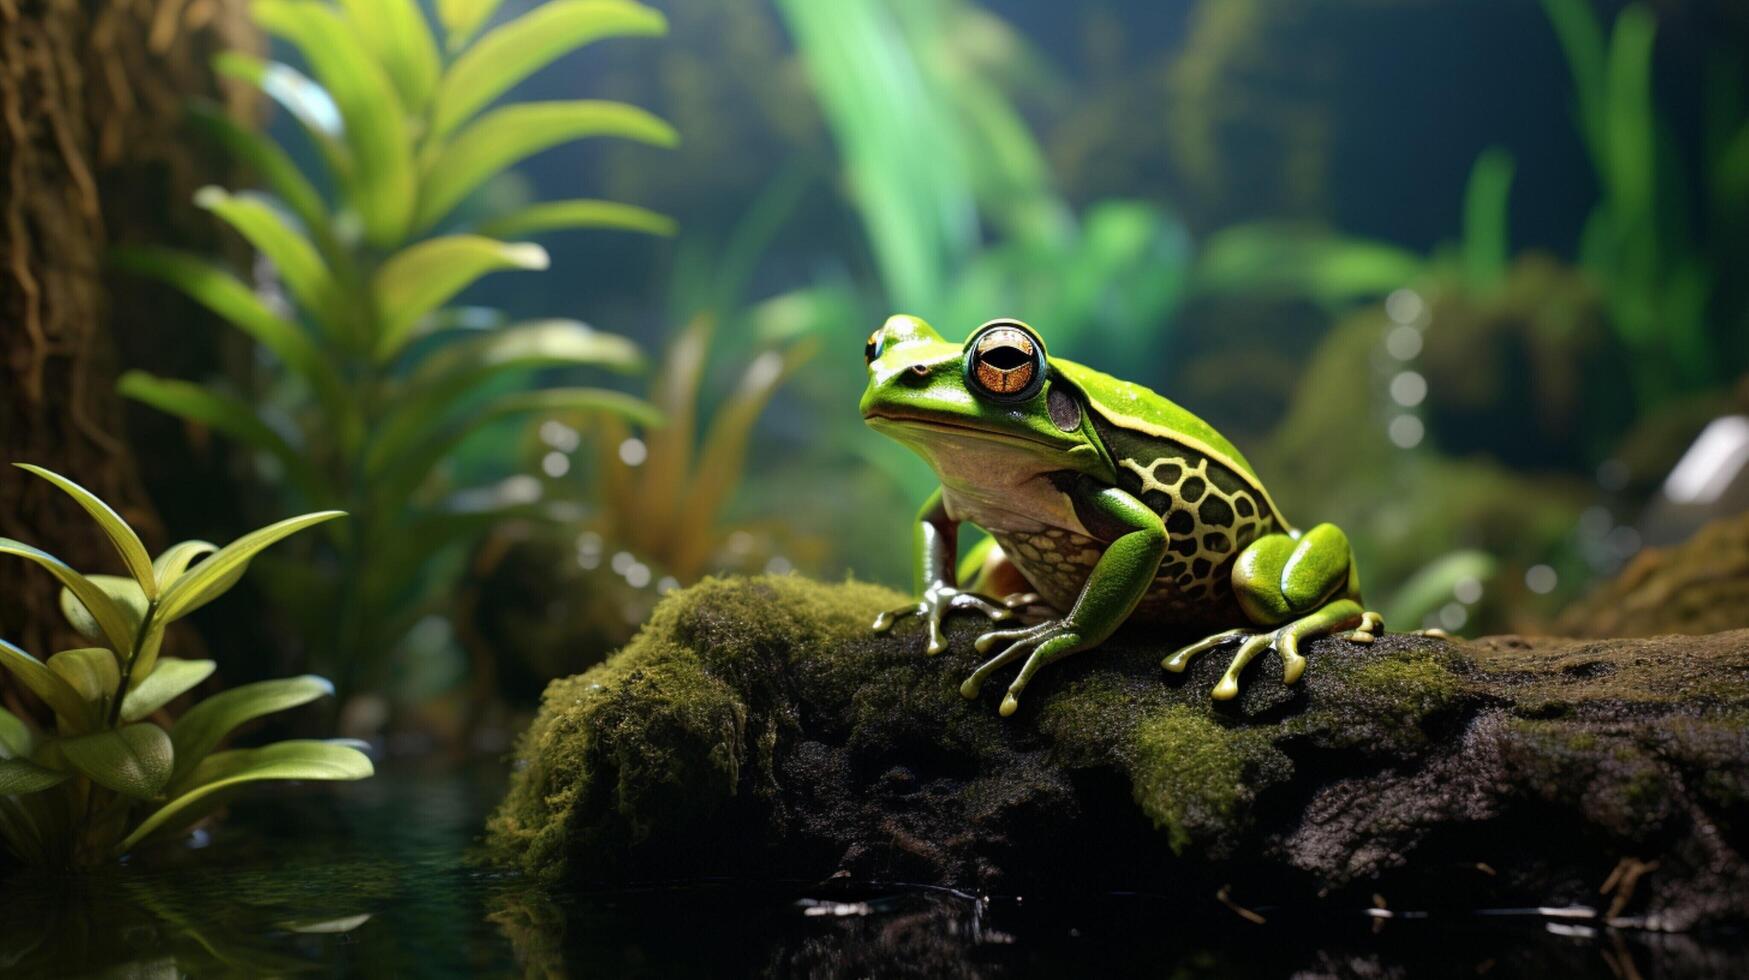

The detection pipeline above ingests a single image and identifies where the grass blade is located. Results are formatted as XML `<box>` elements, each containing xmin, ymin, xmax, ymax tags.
<box><xmin>370</xmin><ymin>236</ymin><xmax>550</xmax><ymax>360</ymax></box>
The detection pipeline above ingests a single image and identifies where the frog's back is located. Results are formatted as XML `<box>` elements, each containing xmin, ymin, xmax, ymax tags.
<box><xmin>1038</xmin><ymin>358</ymin><xmax>1289</xmax><ymax>620</ymax></box>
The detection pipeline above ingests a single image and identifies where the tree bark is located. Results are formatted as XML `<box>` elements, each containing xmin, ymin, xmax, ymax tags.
<box><xmin>0</xmin><ymin>0</ymin><xmax>252</xmax><ymax>667</ymax></box>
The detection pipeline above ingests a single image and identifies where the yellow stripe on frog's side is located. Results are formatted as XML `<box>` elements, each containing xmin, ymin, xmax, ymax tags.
<box><xmin>1052</xmin><ymin>359</ymin><xmax>1292</xmax><ymax>529</ymax></box>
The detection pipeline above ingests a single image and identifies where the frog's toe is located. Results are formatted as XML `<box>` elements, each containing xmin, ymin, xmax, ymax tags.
<box><xmin>950</xmin><ymin>591</ymin><xmax>1014</xmax><ymax>622</ymax></box>
<box><xmin>1212</xmin><ymin>633</ymin><xmax>1276</xmax><ymax>701</ymax></box>
<box><xmin>1001</xmin><ymin>591</ymin><xmax>1041</xmax><ymax>609</ymax></box>
<box><xmin>872</xmin><ymin>602</ymin><xmax>925</xmax><ymax>632</ymax></box>
<box><xmin>1162</xmin><ymin>628</ymin><xmax>1250</xmax><ymax>672</ymax></box>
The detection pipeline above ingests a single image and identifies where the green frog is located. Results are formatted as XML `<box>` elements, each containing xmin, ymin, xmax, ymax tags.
<box><xmin>861</xmin><ymin>315</ymin><xmax>1384</xmax><ymax>716</ymax></box>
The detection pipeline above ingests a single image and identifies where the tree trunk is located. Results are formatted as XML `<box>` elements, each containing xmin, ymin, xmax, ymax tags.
<box><xmin>0</xmin><ymin>0</ymin><xmax>252</xmax><ymax>668</ymax></box>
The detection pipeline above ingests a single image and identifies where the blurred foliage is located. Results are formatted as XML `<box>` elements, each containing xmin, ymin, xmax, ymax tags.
<box><xmin>114</xmin><ymin>0</ymin><xmax>676</xmax><ymax>705</ymax></box>
<box><xmin>771</xmin><ymin>0</ymin><xmax>1193</xmax><ymax>514</ymax></box>
<box><xmin>466</xmin><ymin>315</ymin><xmax>822</xmax><ymax>687</ymax></box>
<box><xmin>0</xmin><ymin>465</ymin><xmax>366</xmax><ymax>868</ymax></box>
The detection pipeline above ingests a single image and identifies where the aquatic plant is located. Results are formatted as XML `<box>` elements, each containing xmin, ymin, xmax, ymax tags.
<box><xmin>0</xmin><ymin>465</ymin><xmax>369</xmax><ymax>868</ymax></box>
<box><xmin>114</xmin><ymin>0</ymin><xmax>673</xmax><ymax>702</ymax></box>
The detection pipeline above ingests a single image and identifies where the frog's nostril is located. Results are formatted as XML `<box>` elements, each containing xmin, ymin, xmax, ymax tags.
<box><xmin>906</xmin><ymin>363</ymin><xmax>930</xmax><ymax>380</ymax></box>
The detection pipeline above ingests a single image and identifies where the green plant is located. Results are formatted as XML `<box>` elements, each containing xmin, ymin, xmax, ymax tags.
<box><xmin>115</xmin><ymin>0</ymin><xmax>674</xmax><ymax>700</ymax></box>
<box><xmin>772</xmin><ymin>0</ymin><xmax>1192</xmax><ymax>513</ymax></box>
<box><xmin>581</xmin><ymin>315</ymin><xmax>818</xmax><ymax>584</ymax></box>
<box><xmin>0</xmin><ymin>464</ymin><xmax>369</xmax><ymax>868</ymax></box>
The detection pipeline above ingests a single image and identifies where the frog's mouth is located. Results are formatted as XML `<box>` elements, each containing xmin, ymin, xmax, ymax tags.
<box><xmin>863</xmin><ymin>411</ymin><xmax>1064</xmax><ymax>451</ymax></box>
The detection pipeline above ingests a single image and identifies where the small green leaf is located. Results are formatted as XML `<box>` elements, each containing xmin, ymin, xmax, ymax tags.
<box><xmin>124</xmin><ymin>740</ymin><xmax>371</xmax><ymax>851</ymax></box>
<box><xmin>117</xmin><ymin>372</ymin><xmax>329</xmax><ymax>505</ymax></box>
<box><xmin>15</xmin><ymin>465</ymin><xmax>157</xmax><ymax>599</ymax></box>
<box><xmin>338</xmin><ymin>0</ymin><xmax>441</xmax><ymax>112</ymax></box>
<box><xmin>61</xmin><ymin>723</ymin><xmax>173</xmax><ymax>799</ymax></box>
<box><xmin>169</xmin><ymin>676</ymin><xmax>336</xmax><ymax>783</ymax></box>
<box><xmin>0</xmin><ymin>758</ymin><xmax>69</xmax><ymax>796</ymax></box>
<box><xmin>437</xmin><ymin>0</ymin><xmax>509</xmax><ymax>51</ymax></box>
<box><xmin>194</xmin><ymin>187</ymin><xmax>351</xmax><ymax>341</ymax></box>
<box><xmin>0</xmin><ymin>539</ymin><xmax>136</xmax><ymax>654</ymax></box>
<box><xmin>152</xmin><ymin>541</ymin><xmax>218</xmax><ymax>592</ymax></box>
<box><xmin>157</xmin><ymin>513</ymin><xmax>346</xmax><ymax>625</ymax></box>
<box><xmin>121</xmin><ymin>658</ymin><xmax>217</xmax><ymax>722</ymax></box>
<box><xmin>0</xmin><ymin>639</ymin><xmax>89</xmax><ymax>726</ymax></box>
<box><xmin>187</xmin><ymin>101</ymin><xmax>330</xmax><ymax>238</ymax></box>
<box><xmin>476</xmin><ymin>198</ymin><xmax>676</xmax><ymax>239</ymax></box>
<box><xmin>370</xmin><ymin>236</ymin><xmax>549</xmax><ymax>360</ymax></box>
<box><xmin>429</xmin><ymin>0</ymin><xmax>667</xmax><ymax>140</ymax></box>
<box><xmin>47</xmin><ymin>648</ymin><xmax>121</xmax><ymax>706</ymax></box>
<box><xmin>0</xmin><ymin>706</ymin><xmax>34</xmax><ymax>758</ymax></box>
<box><xmin>109</xmin><ymin>248</ymin><xmax>342</xmax><ymax>412</ymax></box>
<box><xmin>253</xmin><ymin>0</ymin><xmax>416</xmax><ymax>247</ymax></box>
<box><xmin>415</xmin><ymin>101</ymin><xmax>676</xmax><ymax>232</ymax></box>
<box><xmin>59</xmin><ymin>574</ymin><xmax>146</xmax><ymax>643</ymax></box>
<box><xmin>369</xmin><ymin>320</ymin><xmax>643</xmax><ymax>474</ymax></box>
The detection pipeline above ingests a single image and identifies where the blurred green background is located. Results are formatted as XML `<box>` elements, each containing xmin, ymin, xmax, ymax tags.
<box><xmin>99</xmin><ymin>0</ymin><xmax>1749</xmax><ymax>729</ymax></box>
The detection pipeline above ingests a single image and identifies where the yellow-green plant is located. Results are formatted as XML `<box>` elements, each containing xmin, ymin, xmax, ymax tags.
<box><xmin>0</xmin><ymin>465</ymin><xmax>369</xmax><ymax>868</ymax></box>
<box><xmin>114</xmin><ymin>0</ymin><xmax>675</xmax><ymax>697</ymax></box>
<box><xmin>583</xmin><ymin>316</ymin><xmax>818</xmax><ymax>584</ymax></box>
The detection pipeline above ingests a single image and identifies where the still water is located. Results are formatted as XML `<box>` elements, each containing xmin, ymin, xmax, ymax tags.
<box><xmin>1</xmin><ymin>759</ymin><xmax>1741</xmax><ymax>977</ymax></box>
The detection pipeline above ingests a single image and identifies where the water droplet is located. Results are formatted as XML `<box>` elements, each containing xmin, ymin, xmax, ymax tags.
<box><xmin>1389</xmin><ymin>370</ymin><xmax>1428</xmax><ymax>407</ymax></box>
<box><xmin>1388</xmin><ymin>414</ymin><xmax>1425</xmax><ymax>449</ymax></box>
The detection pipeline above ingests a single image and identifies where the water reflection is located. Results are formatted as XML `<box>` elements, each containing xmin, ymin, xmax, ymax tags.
<box><xmin>2</xmin><ymin>761</ymin><xmax>1744</xmax><ymax>977</ymax></box>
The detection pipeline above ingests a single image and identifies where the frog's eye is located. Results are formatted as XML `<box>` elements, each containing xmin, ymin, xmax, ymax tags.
<box><xmin>864</xmin><ymin>329</ymin><xmax>886</xmax><ymax>365</ymax></box>
<box><xmin>967</xmin><ymin>325</ymin><xmax>1043</xmax><ymax>400</ymax></box>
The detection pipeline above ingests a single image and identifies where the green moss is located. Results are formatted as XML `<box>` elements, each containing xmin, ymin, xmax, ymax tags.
<box><xmin>1128</xmin><ymin>706</ymin><xmax>1289</xmax><ymax>854</ymax></box>
<box><xmin>486</xmin><ymin>574</ymin><xmax>905</xmax><ymax>878</ymax></box>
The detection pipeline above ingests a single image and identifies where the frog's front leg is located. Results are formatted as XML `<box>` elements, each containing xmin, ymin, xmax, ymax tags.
<box><xmin>1162</xmin><ymin>523</ymin><xmax>1383</xmax><ymax>700</ymax></box>
<box><xmin>960</xmin><ymin>482</ymin><xmax>1166</xmax><ymax>716</ymax></box>
<box><xmin>874</xmin><ymin>489</ymin><xmax>1018</xmax><ymax>654</ymax></box>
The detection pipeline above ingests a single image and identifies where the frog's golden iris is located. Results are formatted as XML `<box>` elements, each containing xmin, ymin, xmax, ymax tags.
<box><xmin>970</xmin><ymin>326</ymin><xmax>1038</xmax><ymax>396</ymax></box>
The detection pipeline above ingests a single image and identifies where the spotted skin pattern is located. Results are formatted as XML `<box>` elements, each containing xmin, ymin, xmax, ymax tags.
<box><xmin>991</xmin><ymin>415</ymin><xmax>1284</xmax><ymax>626</ymax></box>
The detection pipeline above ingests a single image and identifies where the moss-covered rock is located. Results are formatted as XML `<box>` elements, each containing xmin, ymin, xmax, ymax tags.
<box><xmin>489</xmin><ymin>575</ymin><xmax>1749</xmax><ymax>930</ymax></box>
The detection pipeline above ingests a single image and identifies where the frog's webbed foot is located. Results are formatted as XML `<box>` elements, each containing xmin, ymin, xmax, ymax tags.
<box><xmin>958</xmin><ymin>619</ymin><xmax>1089</xmax><ymax>717</ymax></box>
<box><xmin>1162</xmin><ymin>600</ymin><xmax>1374</xmax><ymax>700</ymax></box>
<box><xmin>873</xmin><ymin>584</ymin><xmax>1015</xmax><ymax>655</ymax></box>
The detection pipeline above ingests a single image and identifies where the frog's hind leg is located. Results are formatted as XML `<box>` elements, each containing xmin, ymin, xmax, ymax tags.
<box><xmin>1162</xmin><ymin>523</ymin><xmax>1381</xmax><ymax>700</ymax></box>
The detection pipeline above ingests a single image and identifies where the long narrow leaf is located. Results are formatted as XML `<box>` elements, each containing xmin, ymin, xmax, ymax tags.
<box><xmin>194</xmin><ymin>188</ymin><xmax>351</xmax><ymax>341</ymax></box>
<box><xmin>0</xmin><ymin>542</ymin><xmax>136</xmax><ymax>654</ymax></box>
<box><xmin>124</xmin><ymin>740</ymin><xmax>371</xmax><ymax>851</ymax></box>
<box><xmin>429</xmin><ymin>0</ymin><xmax>667</xmax><ymax>140</ymax></box>
<box><xmin>187</xmin><ymin>101</ymin><xmax>330</xmax><ymax>238</ymax></box>
<box><xmin>338</xmin><ymin>0</ymin><xmax>441</xmax><ymax>112</ymax></box>
<box><xmin>670</xmin><ymin>340</ymin><xmax>817</xmax><ymax>577</ymax></box>
<box><xmin>212</xmin><ymin>52</ymin><xmax>350</xmax><ymax>182</ymax></box>
<box><xmin>109</xmin><ymin>248</ymin><xmax>343</xmax><ymax>412</ymax></box>
<box><xmin>253</xmin><ymin>0</ymin><xmax>417</xmax><ymax>247</ymax></box>
<box><xmin>1461</xmin><ymin>147</ymin><xmax>1515</xmax><ymax>292</ymax></box>
<box><xmin>157</xmin><ymin>513</ymin><xmax>345</xmax><ymax>625</ymax></box>
<box><xmin>152</xmin><ymin>541</ymin><xmax>218</xmax><ymax>593</ymax></box>
<box><xmin>0</xmin><ymin>639</ymin><xmax>90</xmax><ymax>725</ymax></box>
<box><xmin>476</xmin><ymin>198</ymin><xmax>675</xmax><ymax>239</ymax></box>
<box><xmin>628</xmin><ymin>316</ymin><xmax>711</xmax><ymax>543</ymax></box>
<box><xmin>415</xmin><ymin>101</ymin><xmax>677</xmax><ymax>232</ymax></box>
<box><xmin>370</xmin><ymin>237</ymin><xmax>549</xmax><ymax>360</ymax></box>
<box><xmin>58</xmin><ymin>575</ymin><xmax>145</xmax><ymax>645</ymax></box>
<box><xmin>368</xmin><ymin>320</ymin><xmax>643</xmax><ymax>473</ymax></box>
<box><xmin>438</xmin><ymin>0</ymin><xmax>509</xmax><ymax>51</ymax></box>
<box><xmin>14</xmin><ymin>465</ymin><xmax>157</xmax><ymax>598</ymax></box>
<box><xmin>118</xmin><ymin>372</ymin><xmax>328</xmax><ymax>506</ymax></box>
<box><xmin>168</xmin><ymin>676</ymin><xmax>337</xmax><ymax>783</ymax></box>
